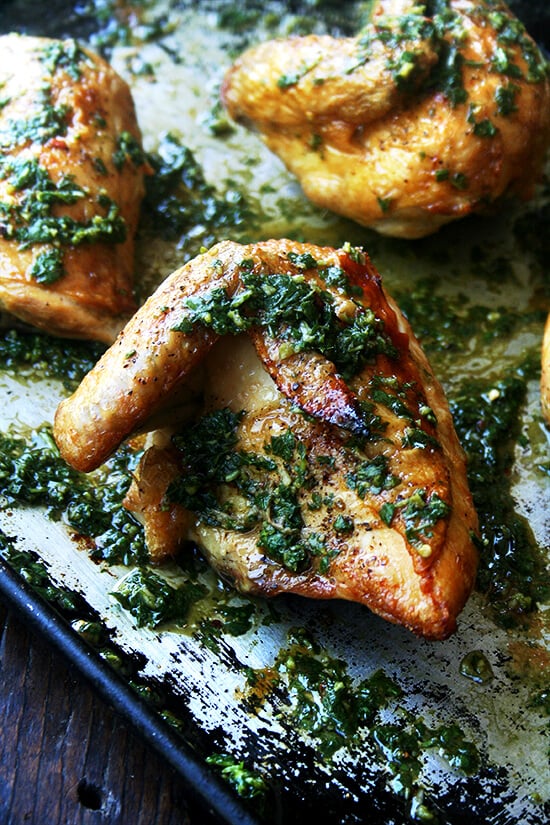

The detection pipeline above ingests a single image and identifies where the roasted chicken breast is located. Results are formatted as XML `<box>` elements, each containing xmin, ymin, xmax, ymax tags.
<box><xmin>222</xmin><ymin>0</ymin><xmax>550</xmax><ymax>238</ymax></box>
<box><xmin>0</xmin><ymin>33</ymin><xmax>148</xmax><ymax>342</ymax></box>
<box><xmin>54</xmin><ymin>240</ymin><xmax>478</xmax><ymax>639</ymax></box>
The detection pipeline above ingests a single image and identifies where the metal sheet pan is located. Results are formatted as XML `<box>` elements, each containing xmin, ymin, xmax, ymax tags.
<box><xmin>0</xmin><ymin>556</ymin><xmax>260</xmax><ymax>825</ymax></box>
<box><xmin>0</xmin><ymin>2</ymin><xmax>549</xmax><ymax>824</ymax></box>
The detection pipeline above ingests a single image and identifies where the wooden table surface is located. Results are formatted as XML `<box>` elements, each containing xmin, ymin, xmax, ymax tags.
<box><xmin>0</xmin><ymin>600</ymin><xmax>223</xmax><ymax>825</ymax></box>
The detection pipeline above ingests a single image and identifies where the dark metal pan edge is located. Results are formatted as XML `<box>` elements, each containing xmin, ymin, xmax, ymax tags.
<box><xmin>0</xmin><ymin>556</ymin><xmax>262</xmax><ymax>825</ymax></box>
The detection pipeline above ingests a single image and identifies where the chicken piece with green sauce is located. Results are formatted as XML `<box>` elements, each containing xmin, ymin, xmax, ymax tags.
<box><xmin>0</xmin><ymin>34</ymin><xmax>148</xmax><ymax>342</ymax></box>
<box><xmin>54</xmin><ymin>240</ymin><xmax>478</xmax><ymax>640</ymax></box>
<box><xmin>222</xmin><ymin>0</ymin><xmax>550</xmax><ymax>238</ymax></box>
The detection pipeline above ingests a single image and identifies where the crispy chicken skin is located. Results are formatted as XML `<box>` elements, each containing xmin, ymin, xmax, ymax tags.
<box><xmin>54</xmin><ymin>239</ymin><xmax>478</xmax><ymax>639</ymax></box>
<box><xmin>0</xmin><ymin>34</ymin><xmax>148</xmax><ymax>342</ymax></box>
<box><xmin>222</xmin><ymin>0</ymin><xmax>550</xmax><ymax>238</ymax></box>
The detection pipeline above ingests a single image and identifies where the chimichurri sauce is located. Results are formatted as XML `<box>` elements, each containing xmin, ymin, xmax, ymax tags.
<box><xmin>0</xmin><ymin>327</ymin><xmax>105</xmax><ymax>389</ymax></box>
<box><xmin>0</xmin><ymin>426</ymin><xmax>148</xmax><ymax>565</ymax></box>
<box><xmin>141</xmin><ymin>132</ymin><xmax>252</xmax><ymax>251</ymax></box>
<box><xmin>243</xmin><ymin>626</ymin><xmax>479</xmax><ymax>818</ymax></box>
<box><xmin>450</xmin><ymin>369</ymin><xmax>549</xmax><ymax>627</ymax></box>
<box><xmin>394</xmin><ymin>278</ymin><xmax>549</xmax><ymax>629</ymax></box>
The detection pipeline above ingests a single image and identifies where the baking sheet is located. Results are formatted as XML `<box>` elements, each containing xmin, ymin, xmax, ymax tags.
<box><xmin>0</xmin><ymin>555</ymin><xmax>259</xmax><ymax>825</ymax></box>
<box><xmin>0</xmin><ymin>2</ymin><xmax>549</xmax><ymax>824</ymax></box>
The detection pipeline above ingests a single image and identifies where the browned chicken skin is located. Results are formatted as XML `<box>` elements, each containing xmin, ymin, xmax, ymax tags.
<box><xmin>222</xmin><ymin>0</ymin><xmax>550</xmax><ymax>238</ymax></box>
<box><xmin>0</xmin><ymin>34</ymin><xmax>148</xmax><ymax>342</ymax></box>
<box><xmin>54</xmin><ymin>239</ymin><xmax>478</xmax><ymax>639</ymax></box>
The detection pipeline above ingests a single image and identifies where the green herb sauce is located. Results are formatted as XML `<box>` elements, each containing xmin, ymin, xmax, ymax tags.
<box><xmin>113</xmin><ymin>130</ymin><xmax>148</xmax><ymax>171</ymax></box>
<box><xmin>1</xmin><ymin>86</ymin><xmax>69</xmax><ymax>147</ymax></box>
<box><xmin>206</xmin><ymin>753</ymin><xmax>267</xmax><ymax>799</ymax></box>
<box><xmin>141</xmin><ymin>132</ymin><xmax>252</xmax><ymax>251</ymax></box>
<box><xmin>460</xmin><ymin>650</ymin><xmax>494</xmax><ymax>684</ymax></box>
<box><xmin>166</xmin><ymin>409</ymin><xmax>330</xmax><ymax>573</ymax></box>
<box><xmin>0</xmin><ymin>2</ymin><xmax>547</xmax><ymax>818</ymax></box>
<box><xmin>245</xmin><ymin>627</ymin><xmax>479</xmax><ymax>813</ymax></box>
<box><xmin>0</xmin><ymin>157</ymin><xmax>127</xmax><ymax>248</ymax></box>
<box><xmin>451</xmin><ymin>369</ymin><xmax>550</xmax><ymax>626</ymax></box>
<box><xmin>174</xmin><ymin>255</ymin><xmax>397</xmax><ymax>381</ymax></box>
<box><xmin>40</xmin><ymin>39</ymin><xmax>87</xmax><ymax>80</ymax></box>
<box><xmin>112</xmin><ymin>567</ymin><xmax>207</xmax><ymax>628</ymax></box>
<box><xmin>0</xmin><ymin>156</ymin><xmax>127</xmax><ymax>284</ymax></box>
<box><xmin>0</xmin><ymin>38</ymin><xmax>130</xmax><ymax>285</ymax></box>
<box><xmin>0</xmin><ymin>529</ymin><xmax>82</xmax><ymax>613</ymax></box>
<box><xmin>395</xmin><ymin>276</ymin><xmax>548</xmax><ymax>627</ymax></box>
<box><xmin>0</xmin><ymin>328</ymin><xmax>105</xmax><ymax>390</ymax></box>
<box><xmin>0</xmin><ymin>426</ymin><xmax>147</xmax><ymax>567</ymax></box>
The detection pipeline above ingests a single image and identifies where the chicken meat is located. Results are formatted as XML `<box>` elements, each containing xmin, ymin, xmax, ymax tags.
<box><xmin>54</xmin><ymin>239</ymin><xmax>478</xmax><ymax>639</ymax></box>
<box><xmin>0</xmin><ymin>33</ymin><xmax>148</xmax><ymax>342</ymax></box>
<box><xmin>222</xmin><ymin>0</ymin><xmax>550</xmax><ymax>238</ymax></box>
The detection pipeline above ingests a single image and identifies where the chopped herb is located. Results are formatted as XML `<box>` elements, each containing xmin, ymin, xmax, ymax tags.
<box><xmin>401</xmin><ymin>490</ymin><xmax>450</xmax><ymax>546</ymax></box>
<box><xmin>387</xmin><ymin>49</ymin><xmax>425</xmax><ymax>90</ymax></box>
<box><xmin>112</xmin><ymin>130</ymin><xmax>147</xmax><ymax>170</ymax></box>
<box><xmin>142</xmin><ymin>132</ymin><xmax>251</xmax><ymax>245</ymax></box>
<box><xmin>473</xmin><ymin>117</ymin><xmax>498</xmax><ymax>137</ymax></box>
<box><xmin>217</xmin><ymin>601</ymin><xmax>256</xmax><ymax>636</ymax></box>
<box><xmin>431</xmin><ymin>41</ymin><xmax>468</xmax><ymax>107</ymax></box>
<box><xmin>174</xmin><ymin>265</ymin><xmax>397</xmax><ymax>381</ymax></box>
<box><xmin>92</xmin><ymin>156</ymin><xmax>109</xmax><ymax>176</ymax></box>
<box><xmin>495</xmin><ymin>83</ymin><xmax>519</xmax><ymax>115</ymax></box>
<box><xmin>401</xmin><ymin>426</ymin><xmax>441</xmax><ymax>450</ymax></box>
<box><xmin>29</xmin><ymin>247</ymin><xmax>65</xmax><ymax>284</ymax></box>
<box><xmin>450</xmin><ymin>172</ymin><xmax>468</xmax><ymax>190</ymax></box>
<box><xmin>112</xmin><ymin>567</ymin><xmax>207</xmax><ymax>628</ymax></box>
<box><xmin>491</xmin><ymin>45</ymin><xmax>523</xmax><ymax>79</ymax></box>
<box><xmin>371</xmin><ymin>387</ymin><xmax>414</xmax><ymax>421</ymax></box>
<box><xmin>206</xmin><ymin>753</ymin><xmax>267</xmax><ymax>799</ymax></box>
<box><xmin>346</xmin><ymin>454</ymin><xmax>400</xmax><ymax>497</ymax></box>
<box><xmin>1</xmin><ymin>86</ymin><xmax>69</xmax><ymax>147</ymax></box>
<box><xmin>341</xmin><ymin>242</ymin><xmax>367</xmax><ymax>265</ymax></box>
<box><xmin>467</xmin><ymin>105</ymin><xmax>498</xmax><ymax>137</ymax></box>
<box><xmin>0</xmin><ymin>157</ymin><xmax>127</xmax><ymax>260</ymax></box>
<box><xmin>379</xmin><ymin>501</ymin><xmax>395</xmax><ymax>526</ymax></box>
<box><xmin>310</xmin><ymin>132</ymin><xmax>323</xmax><ymax>150</ymax></box>
<box><xmin>322</xmin><ymin>265</ymin><xmax>362</xmax><ymax>297</ymax></box>
<box><xmin>416</xmin><ymin>720</ymin><xmax>479</xmax><ymax>774</ymax></box>
<box><xmin>333</xmin><ymin>514</ymin><xmax>354</xmax><ymax>534</ymax></box>
<box><xmin>277</xmin><ymin>58</ymin><xmax>320</xmax><ymax>89</ymax></box>
<box><xmin>379</xmin><ymin>489</ymin><xmax>450</xmax><ymax>548</ymax></box>
<box><xmin>40</xmin><ymin>39</ymin><xmax>87</xmax><ymax>80</ymax></box>
<box><xmin>286</xmin><ymin>250</ymin><xmax>318</xmax><ymax>270</ymax></box>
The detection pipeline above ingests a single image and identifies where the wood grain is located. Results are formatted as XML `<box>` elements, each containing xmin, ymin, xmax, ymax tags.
<box><xmin>0</xmin><ymin>601</ymin><xmax>221</xmax><ymax>825</ymax></box>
